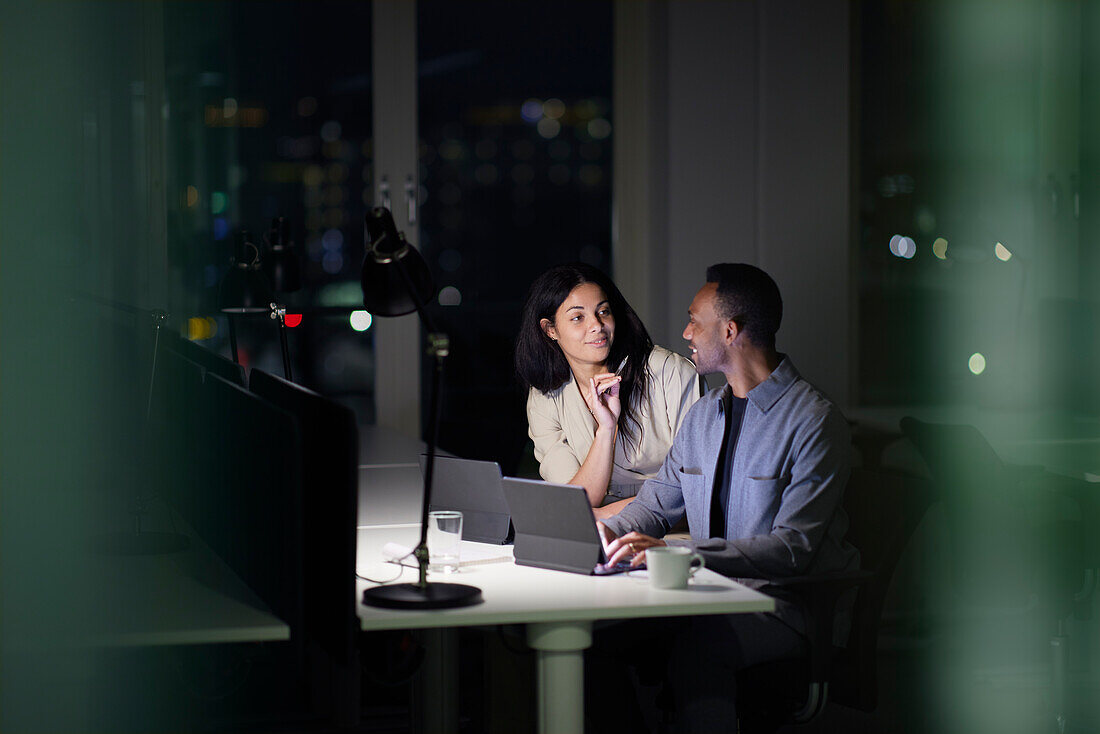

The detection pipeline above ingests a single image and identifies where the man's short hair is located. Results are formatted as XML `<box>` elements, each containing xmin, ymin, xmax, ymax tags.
<box><xmin>705</xmin><ymin>264</ymin><xmax>783</xmax><ymax>349</ymax></box>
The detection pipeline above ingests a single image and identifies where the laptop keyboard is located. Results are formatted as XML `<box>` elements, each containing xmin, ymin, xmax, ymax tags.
<box><xmin>593</xmin><ymin>560</ymin><xmax>642</xmax><ymax>576</ymax></box>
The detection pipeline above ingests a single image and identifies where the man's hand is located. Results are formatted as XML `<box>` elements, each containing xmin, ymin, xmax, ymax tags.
<box><xmin>596</xmin><ymin>521</ymin><xmax>618</xmax><ymax>549</ymax></box>
<box><xmin>605</xmin><ymin>530</ymin><xmax>666</xmax><ymax>567</ymax></box>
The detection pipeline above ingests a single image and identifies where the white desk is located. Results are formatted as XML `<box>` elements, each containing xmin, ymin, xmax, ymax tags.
<box><xmin>80</xmin><ymin>501</ymin><xmax>289</xmax><ymax>648</ymax></box>
<box><xmin>356</xmin><ymin>525</ymin><xmax>774</xmax><ymax>734</ymax></box>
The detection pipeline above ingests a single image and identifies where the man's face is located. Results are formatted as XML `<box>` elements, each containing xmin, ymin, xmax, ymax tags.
<box><xmin>682</xmin><ymin>282</ymin><xmax>728</xmax><ymax>374</ymax></box>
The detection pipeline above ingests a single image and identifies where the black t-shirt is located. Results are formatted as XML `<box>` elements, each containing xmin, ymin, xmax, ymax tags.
<box><xmin>710</xmin><ymin>387</ymin><xmax>748</xmax><ymax>540</ymax></box>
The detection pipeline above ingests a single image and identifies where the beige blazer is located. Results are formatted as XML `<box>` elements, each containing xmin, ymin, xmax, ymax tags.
<box><xmin>526</xmin><ymin>346</ymin><xmax>701</xmax><ymax>500</ymax></box>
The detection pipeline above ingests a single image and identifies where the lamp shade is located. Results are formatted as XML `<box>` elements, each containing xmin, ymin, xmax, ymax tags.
<box><xmin>360</xmin><ymin>208</ymin><xmax>435</xmax><ymax>317</ymax></box>
<box><xmin>263</xmin><ymin>217</ymin><xmax>302</xmax><ymax>293</ymax></box>
<box><xmin>220</xmin><ymin>230</ymin><xmax>273</xmax><ymax>313</ymax></box>
<box><xmin>220</xmin><ymin>266</ymin><xmax>272</xmax><ymax>313</ymax></box>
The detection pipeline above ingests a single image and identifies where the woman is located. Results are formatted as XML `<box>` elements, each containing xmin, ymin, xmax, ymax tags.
<box><xmin>515</xmin><ymin>264</ymin><xmax>700</xmax><ymax>519</ymax></box>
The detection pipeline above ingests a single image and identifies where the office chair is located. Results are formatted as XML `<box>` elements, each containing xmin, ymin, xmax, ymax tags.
<box><xmin>899</xmin><ymin>417</ymin><xmax>1092</xmax><ymax>734</ymax></box>
<box><xmin>735</xmin><ymin>466</ymin><xmax>937</xmax><ymax>733</ymax></box>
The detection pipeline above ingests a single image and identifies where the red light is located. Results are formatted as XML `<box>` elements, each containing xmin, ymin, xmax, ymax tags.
<box><xmin>285</xmin><ymin>313</ymin><xmax>303</xmax><ymax>328</ymax></box>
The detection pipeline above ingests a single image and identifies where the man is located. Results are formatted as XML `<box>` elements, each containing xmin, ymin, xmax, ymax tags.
<box><xmin>597</xmin><ymin>263</ymin><xmax>857</xmax><ymax>731</ymax></box>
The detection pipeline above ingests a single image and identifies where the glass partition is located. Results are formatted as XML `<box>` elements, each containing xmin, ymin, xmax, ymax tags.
<box><xmin>417</xmin><ymin>0</ymin><xmax>613</xmax><ymax>472</ymax></box>
<box><xmin>164</xmin><ymin>1</ymin><xmax>376</xmax><ymax>418</ymax></box>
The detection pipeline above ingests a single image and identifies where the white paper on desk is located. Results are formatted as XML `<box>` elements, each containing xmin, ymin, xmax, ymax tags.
<box><xmin>381</xmin><ymin>542</ymin><xmax>510</xmax><ymax>566</ymax></box>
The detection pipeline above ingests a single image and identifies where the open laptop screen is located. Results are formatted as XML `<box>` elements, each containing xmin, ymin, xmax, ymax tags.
<box><xmin>419</xmin><ymin>455</ymin><xmax>512</xmax><ymax>545</ymax></box>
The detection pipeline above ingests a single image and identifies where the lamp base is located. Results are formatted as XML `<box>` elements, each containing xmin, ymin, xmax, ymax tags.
<box><xmin>362</xmin><ymin>581</ymin><xmax>483</xmax><ymax>610</ymax></box>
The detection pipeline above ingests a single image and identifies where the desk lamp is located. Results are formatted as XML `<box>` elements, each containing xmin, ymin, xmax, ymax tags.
<box><xmin>219</xmin><ymin>229</ymin><xmax>294</xmax><ymax>381</ymax></box>
<box><xmin>91</xmin><ymin>303</ymin><xmax>189</xmax><ymax>555</ymax></box>
<box><xmin>359</xmin><ymin>207</ymin><xmax>482</xmax><ymax>610</ymax></box>
<box><xmin>263</xmin><ymin>216</ymin><xmax>302</xmax><ymax>294</ymax></box>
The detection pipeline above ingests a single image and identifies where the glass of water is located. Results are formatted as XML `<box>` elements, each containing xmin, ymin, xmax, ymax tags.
<box><xmin>427</xmin><ymin>510</ymin><xmax>463</xmax><ymax>573</ymax></box>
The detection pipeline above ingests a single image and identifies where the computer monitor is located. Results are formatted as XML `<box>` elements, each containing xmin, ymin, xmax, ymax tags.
<box><xmin>248</xmin><ymin>369</ymin><xmax>358</xmax><ymax>663</ymax></box>
<box><xmin>192</xmin><ymin>373</ymin><xmax>304</xmax><ymax>643</ymax></box>
<box><xmin>168</xmin><ymin>334</ymin><xmax>247</xmax><ymax>387</ymax></box>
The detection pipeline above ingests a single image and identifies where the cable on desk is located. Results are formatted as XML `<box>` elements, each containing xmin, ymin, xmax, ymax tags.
<box><xmin>356</xmin><ymin>547</ymin><xmax>417</xmax><ymax>584</ymax></box>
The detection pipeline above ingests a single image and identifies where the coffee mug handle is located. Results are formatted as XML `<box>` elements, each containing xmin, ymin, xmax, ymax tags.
<box><xmin>688</xmin><ymin>553</ymin><xmax>705</xmax><ymax>577</ymax></box>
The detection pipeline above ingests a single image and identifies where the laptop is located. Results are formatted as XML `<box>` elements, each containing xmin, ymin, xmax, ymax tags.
<box><xmin>500</xmin><ymin>477</ymin><xmax>634</xmax><ymax>575</ymax></box>
<box><xmin>418</xmin><ymin>455</ymin><xmax>513</xmax><ymax>544</ymax></box>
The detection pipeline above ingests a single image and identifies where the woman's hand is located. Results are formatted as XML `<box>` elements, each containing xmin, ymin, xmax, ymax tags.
<box><xmin>584</xmin><ymin>372</ymin><xmax>622</xmax><ymax>431</ymax></box>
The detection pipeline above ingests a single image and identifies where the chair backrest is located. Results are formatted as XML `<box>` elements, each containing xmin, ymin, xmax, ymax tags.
<box><xmin>898</xmin><ymin>415</ymin><xmax>1083</xmax><ymax>609</ymax></box>
<box><xmin>899</xmin><ymin>416</ymin><xmax>1006</xmax><ymax>493</ymax></box>
<box><xmin>831</xmin><ymin>466</ymin><xmax>936</xmax><ymax>711</ymax></box>
<box><xmin>169</xmin><ymin>334</ymin><xmax>248</xmax><ymax>388</ymax></box>
<box><xmin>248</xmin><ymin>369</ymin><xmax>359</xmax><ymax>664</ymax></box>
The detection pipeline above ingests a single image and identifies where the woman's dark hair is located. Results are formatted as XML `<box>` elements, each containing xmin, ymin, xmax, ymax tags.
<box><xmin>515</xmin><ymin>263</ymin><xmax>654</xmax><ymax>449</ymax></box>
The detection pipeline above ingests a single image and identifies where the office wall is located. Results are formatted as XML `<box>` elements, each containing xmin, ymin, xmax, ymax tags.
<box><xmin>620</xmin><ymin>0</ymin><xmax>852</xmax><ymax>404</ymax></box>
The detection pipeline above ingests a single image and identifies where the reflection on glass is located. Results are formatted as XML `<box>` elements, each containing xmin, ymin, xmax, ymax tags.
<box><xmin>163</xmin><ymin>0</ymin><xmax>375</xmax><ymax>421</ymax></box>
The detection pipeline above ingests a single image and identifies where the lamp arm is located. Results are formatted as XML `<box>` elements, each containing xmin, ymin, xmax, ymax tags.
<box><xmin>270</xmin><ymin>304</ymin><xmax>293</xmax><ymax>381</ymax></box>
<box><xmin>386</xmin><ymin>251</ymin><xmax>449</xmax><ymax>590</ymax></box>
<box><xmin>145</xmin><ymin>310</ymin><xmax>169</xmax><ymax>422</ymax></box>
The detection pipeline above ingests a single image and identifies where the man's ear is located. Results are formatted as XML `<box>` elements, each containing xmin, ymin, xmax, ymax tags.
<box><xmin>724</xmin><ymin>319</ymin><xmax>740</xmax><ymax>344</ymax></box>
<box><xmin>540</xmin><ymin>318</ymin><xmax>557</xmax><ymax>341</ymax></box>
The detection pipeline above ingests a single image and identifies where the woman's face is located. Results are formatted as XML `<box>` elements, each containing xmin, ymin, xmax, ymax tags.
<box><xmin>540</xmin><ymin>282</ymin><xmax>615</xmax><ymax>369</ymax></box>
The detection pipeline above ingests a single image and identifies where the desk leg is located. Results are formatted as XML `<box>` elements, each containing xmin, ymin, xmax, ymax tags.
<box><xmin>527</xmin><ymin>621</ymin><xmax>592</xmax><ymax>734</ymax></box>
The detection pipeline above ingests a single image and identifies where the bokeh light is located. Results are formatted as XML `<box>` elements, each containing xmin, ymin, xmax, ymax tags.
<box><xmin>994</xmin><ymin>242</ymin><xmax>1012</xmax><ymax>261</ymax></box>
<box><xmin>322</xmin><ymin>251</ymin><xmax>344</xmax><ymax>274</ymax></box>
<box><xmin>932</xmin><ymin>237</ymin><xmax>949</xmax><ymax>260</ymax></box>
<box><xmin>520</xmin><ymin>98</ymin><xmax>543</xmax><ymax>123</ymax></box>
<box><xmin>350</xmin><ymin>310</ymin><xmax>373</xmax><ymax>332</ymax></box>
<box><xmin>968</xmin><ymin>352</ymin><xmax>987</xmax><ymax>375</ymax></box>
<box><xmin>303</xmin><ymin>165</ymin><xmax>324</xmax><ymax>188</ymax></box>
<box><xmin>439</xmin><ymin>139</ymin><xmax>465</xmax><ymax>161</ymax></box>
<box><xmin>213</xmin><ymin>217</ymin><xmax>229</xmax><ymax>240</ymax></box>
<box><xmin>187</xmin><ymin>317</ymin><xmax>218</xmax><ymax>341</ymax></box>
<box><xmin>322</xmin><ymin>229</ymin><xmax>343</xmax><ymax>251</ymax></box>
<box><xmin>297</xmin><ymin>96</ymin><xmax>318</xmax><ymax>117</ymax></box>
<box><xmin>889</xmin><ymin>234</ymin><xmax>903</xmax><ymax>256</ymax></box>
<box><xmin>438</xmin><ymin>286</ymin><xmax>462</xmax><ymax>306</ymax></box>
<box><xmin>320</xmin><ymin>120</ymin><xmax>342</xmax><ymax>142</ymax></box>
<box><xmin>587</xmin><ymin>118</ymin><xmax>611</xmax><ymax>139</ymax></box>
<box><xmin>474</xmin><ymin>164</ymin><xmax>499</xmax><ymax>185</ymax></box>
<box><xmin>542</xmin><ymin>98</ymin><xmax>566</xmax><ymax>119</ymax></box>
<box><xmin>537</xmin><ymin>118</ymin><xmax>561</xmax><ymax>139</ymax></box>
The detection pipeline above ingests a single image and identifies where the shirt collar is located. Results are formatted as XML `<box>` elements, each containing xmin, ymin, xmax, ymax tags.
<box><xmin>713</xmin><ymin>354</ymin><xmax>801</xmax><ymax>416</ymax></box>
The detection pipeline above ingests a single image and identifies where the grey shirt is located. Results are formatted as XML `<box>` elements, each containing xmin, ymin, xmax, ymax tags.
<box><xmin>602</xmin><ymin>356</ymin><xmax>858</xmax><ymax>583</ymax></box>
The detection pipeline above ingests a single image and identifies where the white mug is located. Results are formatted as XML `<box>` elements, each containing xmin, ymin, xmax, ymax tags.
<box><xmin>646</xmin><ymin>546</ymin><xmax>705</xmax><ymax>589</ymax></box>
